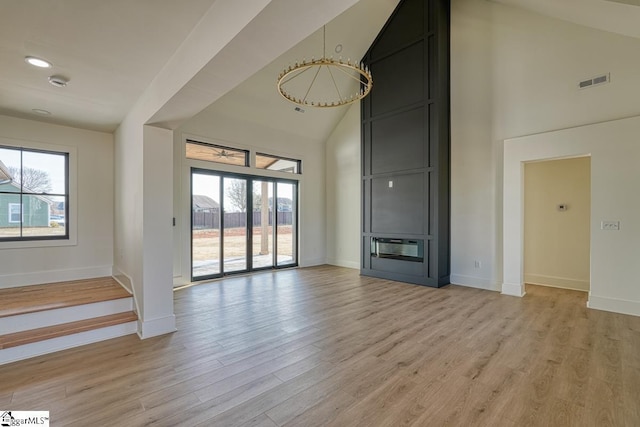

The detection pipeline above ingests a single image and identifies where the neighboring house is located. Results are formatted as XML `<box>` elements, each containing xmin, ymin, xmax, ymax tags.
<box><xmin>0</xmin><ymin>161</ymin><xmax>51</xmax><ymax>228</ymax></box>
<box><xmin>268</xmin><ymin>197</ymin><xmax>292</xmax><ymax>212</ymax></box>
<box><xmin>0</xmin><ymin>160</ymin><xmax>11</xmax><ymax>184</ymax></box>
<box><xmin>192</xmin><ymin>195</ymin><xmax>219</xmax><ymax>213</ymax></box>
<box><xmin>51</xmin><ymin>201</ymin><xmax>65</xmax><ymax>217</ymax></box>
<box><xmin>192</xmin><ymin>195</ymin><xmax>220</xmax><ymax>230</ymax></box>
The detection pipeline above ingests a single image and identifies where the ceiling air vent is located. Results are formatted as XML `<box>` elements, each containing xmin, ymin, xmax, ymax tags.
<box><xmin>578</xmin><ymin>73</ymin><xmax>610</xmax><ymax>90</ymax></box>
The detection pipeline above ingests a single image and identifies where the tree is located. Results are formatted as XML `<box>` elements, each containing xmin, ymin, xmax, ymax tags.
<box><xmin>226</xmin><ymin>179</ymin><xmax>247</xmax><ymax>212</ymax></box>
<box><xmin>252</xmin><ymin>191</ymin><xmax>262</xmax><ymax>211</ymax></box>
<box><xmin>7</xmin><ymin>166</ymin><xmax>52</xmax><ymax>193</ymax></box>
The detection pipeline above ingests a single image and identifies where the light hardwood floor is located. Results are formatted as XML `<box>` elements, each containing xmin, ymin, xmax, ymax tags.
<box><xmin>2</xmin><ymin>265</ymin><xmax>639</xmax><ymax>426</ymax></box>
<box><xmin>0</xmin><ymin>277</ymin><xmax>131</xmax><ymax>317</ymax></box>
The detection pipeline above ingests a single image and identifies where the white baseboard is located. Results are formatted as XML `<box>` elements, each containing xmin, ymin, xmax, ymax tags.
<box><xmin>587</xmin><ymin>294</ymin><xmax>640</xmax><ymax>317</ymax></box>
<box><xmin>299</xmin><ymin>258</ymin><xmax>326</xmax><ymax>268</ymax></box>
<box><xmin>450</xmin><ymin>274</ymin><xmax>501</xmax><ymax>292</ymax></box>
<box><xmin>112</xmin><ymin>266</ymin><xmax>133</xmax><ymax>294</ymax></box>
<box><xmin>0</xmin><ymin>265</ymin><xmax>113</xmax><ymax>289</ymax></box>
<box><xmin>138</xmin><ymin>315</ymin><xmax>177</xmax><ymax>339</ymax></box>
<box><xmin>173</xmin><ymin>276</ymin><xmax>190</xmax><ymax>287</ymax></box>
<box><xmin>0</xmin><ymin>298</ymin><xmax>134</xmax><ymax>335</ymax></box>
<box><xmin>326</xmin><ymin>259</ymin><xmax>359</xmax><ymax>270</ymax></box>
<box><xmin>525</xmin><ymin>273</ymin><xmax>589</xmax><ymax>292</ymax></box>
<box><xmin>0</xmin><ymin>321</ymin><xmax>138</xmax><ymax>365</ymax></box>
<box><xmin>501</xmin><ymin>282</ymin><xmax>526</xmax><ymax>297</ymax></box>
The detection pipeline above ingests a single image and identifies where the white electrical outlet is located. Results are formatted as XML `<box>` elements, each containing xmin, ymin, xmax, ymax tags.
<box><xmin>474</xmin><ymin>260</ymin><xmax>481</xmax><ymax>268</ymax></box>
<box><xmin>601</xmin><ymin>221</ymin><xmax>620</xmax><ymax>230</ymax></box>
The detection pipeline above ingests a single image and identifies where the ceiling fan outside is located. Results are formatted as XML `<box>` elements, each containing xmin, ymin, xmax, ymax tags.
<box><xmin>216</xmin><ymin>149</ymin><xmax>236</xmax><ymax>159</ymax></box>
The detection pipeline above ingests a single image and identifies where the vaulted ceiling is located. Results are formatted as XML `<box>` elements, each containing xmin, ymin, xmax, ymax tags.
<box><xmin>1</xmin><ymin>0</ymin><xmax>638</xmax><ymax>137</ymax></box>
<box><xmin>491</xmin><ymin>0</ymin><xmax>640</xmax><ymax>40</ymax></box>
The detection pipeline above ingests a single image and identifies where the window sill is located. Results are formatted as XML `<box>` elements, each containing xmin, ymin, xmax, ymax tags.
<box><xmin>0</xmin><ymin>236</ymin><xmax>77</xmax><ymax>250</ymax></box>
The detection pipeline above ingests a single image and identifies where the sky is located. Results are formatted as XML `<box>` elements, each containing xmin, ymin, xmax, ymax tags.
<box><xmin>0</xmin><ymin>146</ymin><xmax>66</xmax><ymax>194</ymax></box>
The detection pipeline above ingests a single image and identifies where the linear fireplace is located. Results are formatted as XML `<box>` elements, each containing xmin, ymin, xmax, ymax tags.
<box><xmin>371</xmin><ymin>238</ymin><xmax>424</xmax><ymax>262</ymax></box>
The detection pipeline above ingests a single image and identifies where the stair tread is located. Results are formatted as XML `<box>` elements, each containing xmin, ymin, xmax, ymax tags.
<box><xmin>0</xmin><ymin>311</ymin><xmax>138</xmax><ymax>349</ymax></box>
<box><xmin>0</xmin><ymin>277</ymin><xmax>131</xmax><ymax>318</ymax></box>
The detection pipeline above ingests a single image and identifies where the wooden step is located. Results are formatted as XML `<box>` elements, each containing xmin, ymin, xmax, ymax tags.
<box><xmin>0</xmin><ymin>311</ymin><xmax>138</xmax><ymax>349</ymax></box>
<box><xmin>0</xmin><ymin>277</ymin><xmax>131</xmax><ymax>318</ymax></box>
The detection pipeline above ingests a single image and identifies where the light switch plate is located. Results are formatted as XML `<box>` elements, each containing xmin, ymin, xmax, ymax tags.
<box><xmin>601</xmin><ymin>221</ymin><xmax>620</xmax><ymax>230</ymax></box>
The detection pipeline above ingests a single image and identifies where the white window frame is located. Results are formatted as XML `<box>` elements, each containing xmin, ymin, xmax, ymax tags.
<box><xmin>8</xmin><ymin>203</ymin><xmax>23</xmax><ymax>223</ymax></box>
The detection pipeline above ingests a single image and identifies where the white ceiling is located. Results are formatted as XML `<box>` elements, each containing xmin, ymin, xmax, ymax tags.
<box><xmin>1</xmin><ymin>0</ymin><xmax>639</xmax><ymax>136</ymax></box>
<box><xmin>0</xmin><ymin>0</ymin><xmax>216</xmax><ymax>132</ymax></box>
<box><xmin>189</xmin><ymin>0</ymin><xmax>401</xmax><ymax>144</ymax></box>
<box><xmin>492</xmin><ymin>0</ymin><xmax>640</xmax><ymax>40</ymax></box>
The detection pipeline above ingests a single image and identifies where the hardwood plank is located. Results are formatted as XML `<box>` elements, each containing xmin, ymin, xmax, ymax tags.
<box><xmin>407</xmin><ymin>374</ymin><xmax>495</xmax><ymax>427</ymax></box>
<box><xmin>534</xmin><ymin>398</ymin><xmax>585</xmax><ymax>427</ymax></box>
<box><xmin>0</xmin><ymin>277</ymin><xmax>131</xmax><ymax>317</ymax></box>
<box><xmin>0</xmin><ymin>311</ymin><xmax>137</xmax><ymax>348</ymax></box>
<box><xmin>240</xmin><ymin>414</ymin><xmax>279</xmax><ymax>427</ymax></box>
<box><xmin>281</xmin><ymin>390</ymin><xmax>356</xmax><ymax>427</ymax></box>
<box><xmin>161</xmin><ymin>374</ymin><xmax>283</xmax><ymax>426</ymax></box>
<box><xmin>327</xmin><ymin>373</ymin><xmax>418</xmax><ymax>427</ymax></box>
<box><xmin>127</xmin><ymin>393</ymin><xmax>202</xmax><ymax>426</ymax></box>
<box><xmin>0</xmin><ymin>391</ymin><xmax>12</xmax><ymax>407</ymax></box>
<box><xmin>622</xmin><ymin>365</ymin><xmax>640</xmax><ymax>425</ymax></box>
<box><xmin>66</xmin><ymin>398</ymin><xmax>145</xmax><ymax>427</ymax></box>
<box><xmin>584</xmin><ymin>377</ymin><xmax>625</xmax><ymax>426</ymax></box>
<box><xmin>0</xmin><ymin>266</ymin><xmax>637</xmax><ymax>427</ymax></box>
<box><xmin>193</xmin><ymin>345</ymin><xmax>321</xmax><ymax>403</ymax></box>
<box><xmin>552</xmin><ymin>346</ymin><xmax>591</xmax><ymax>406</ymax></box>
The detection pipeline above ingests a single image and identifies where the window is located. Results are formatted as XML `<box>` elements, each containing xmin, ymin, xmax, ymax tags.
<box><xmin>8</xmin><ymin>203</ymin><xmax>22</xmax><ymax>223</ymax></box>
<box><xmin>0</xmin><ymin>145</ymin><xmax>69</xmax><ymax>241</ymax></box>
<box><xmin>256</xmin><ymin>153</ymin><xmax>301</xmax><ymax>174</ymax></box>
<box><xmin>186</xmin><ymin>140</ymin><xmax>249</xmax><ymax>167</ymax></box>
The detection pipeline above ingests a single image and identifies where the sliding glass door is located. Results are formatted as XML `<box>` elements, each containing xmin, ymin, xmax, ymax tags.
<box><xmin>275</xmin><ymin>181</ymin><xmax>296</xmax><ymax>267</ymax></box>
<box><xmin>191</xmin><ymin>173</ymin><xmax>221</xmax><ymax>278</ymax></box>
<box><xmin>191</xmin><ymin>169</ymin><xmax>297</xmax><ymax>281</ymax></box>
<box><xmin>252</xmin><ymin>180</ymin><xmax>274</xmax><ymax>269</ymax></box>
<box><xmin>222</xmin><ymin>176</ymin><xmax>248</xmax><ymax>273</ymax></box>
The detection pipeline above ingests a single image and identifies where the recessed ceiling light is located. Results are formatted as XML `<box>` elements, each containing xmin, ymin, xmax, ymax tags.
<box><xmin>25</xmin><ymin>56</ymin><xmax>52</xmax><ymax>68</ymax></box>
<box><xmin>32</xmin><ymin>109</ymin><xmax>52</xmax><ymax>116</ymax></box>
<box><xmin>48</xmin><ymin>75</ymin><xmax>69</xmax><ymax>88</ymax></box>
<box><xmin>335</xmin><ymin>44</ymin><xmax>343</xmax><ymax>53</ymax></box>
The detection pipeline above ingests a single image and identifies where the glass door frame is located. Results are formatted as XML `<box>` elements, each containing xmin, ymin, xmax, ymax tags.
<box><xmin>190</xmin><ymin>167</ymin><xmax>299</xmax><ymax>282</ymax></box>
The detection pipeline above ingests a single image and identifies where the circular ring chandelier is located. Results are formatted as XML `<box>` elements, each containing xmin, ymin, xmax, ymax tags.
<box><xmin>277</xmin><ymin>27</ymin><xmax>373</xmax><ymax>108</ymax></box>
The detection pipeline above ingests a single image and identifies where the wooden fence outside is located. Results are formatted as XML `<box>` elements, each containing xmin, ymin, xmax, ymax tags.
<box><xmin>193</xmin><ymin>211</ymin><xmax>293</xmax><ymax>229</ymax></box>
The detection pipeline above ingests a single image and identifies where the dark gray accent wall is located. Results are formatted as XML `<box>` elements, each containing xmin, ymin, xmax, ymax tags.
<box><xmin>361</xmin><ymin>0</ymin><xmax>450</xmax><ymax>287</ymax></box>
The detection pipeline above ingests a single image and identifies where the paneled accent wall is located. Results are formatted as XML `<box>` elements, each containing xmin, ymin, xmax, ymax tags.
<box><xmin>361</xmin><ymin>0</ymin><xmax>450</xmax><ymax>287</ymax></box>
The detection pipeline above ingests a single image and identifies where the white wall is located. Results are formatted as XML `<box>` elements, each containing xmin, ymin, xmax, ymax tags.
<box><xmin>524</xmin><ymin>157</ymin><xmax>590</xmax><ymax>291</ymax></box>
<box><xmin>450</xmin><ymin>0</ymin><xmax>498</xmax><ymax>290</ymax></box>
<box><xmin>504</xmin><ymin>116</ymin><xmax>640</xmax><ymax>316</ymax></box>
<box><xmin>0</xmin><ymin>115</ymin><xmax>114</xmax><ymax>287</ymax></box>
<box><xmin>173</xmin><ymin>110</ymin><xmax>326</xmax><ymax>284</ymax></box>
<box><xmin>450</xmin><ymin>0</ymin><xmax>640</xmax><ymax>295</ymax></box>
<box><xmin>113</xmin><ymin>117</ymin><xmax>144</xmax><ymax>302</ymax></box>
<box><xmin>141</xmin><ymin>125</ymin><xmax>175</xmax><ymax>337</ymax></box>
<box><xmin>325</xmin><ymin>104</ymin><xmax>360</xmax><ymax>269</ymax></box>
<box><xmin>114</xmin><ymin>117</ymin><xmax>176</xmax><ymax>338</ymax></box>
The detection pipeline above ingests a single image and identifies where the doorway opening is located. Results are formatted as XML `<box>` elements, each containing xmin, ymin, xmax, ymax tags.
<box><xmin>523</xmin><ymin>156</ymin><xmax>591</xmax><ymax>292</ymax></box>
<box><xmin>190</xmin><ymin>169</ymin><xmax>297</xmax><ymax>281</ymax></box>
